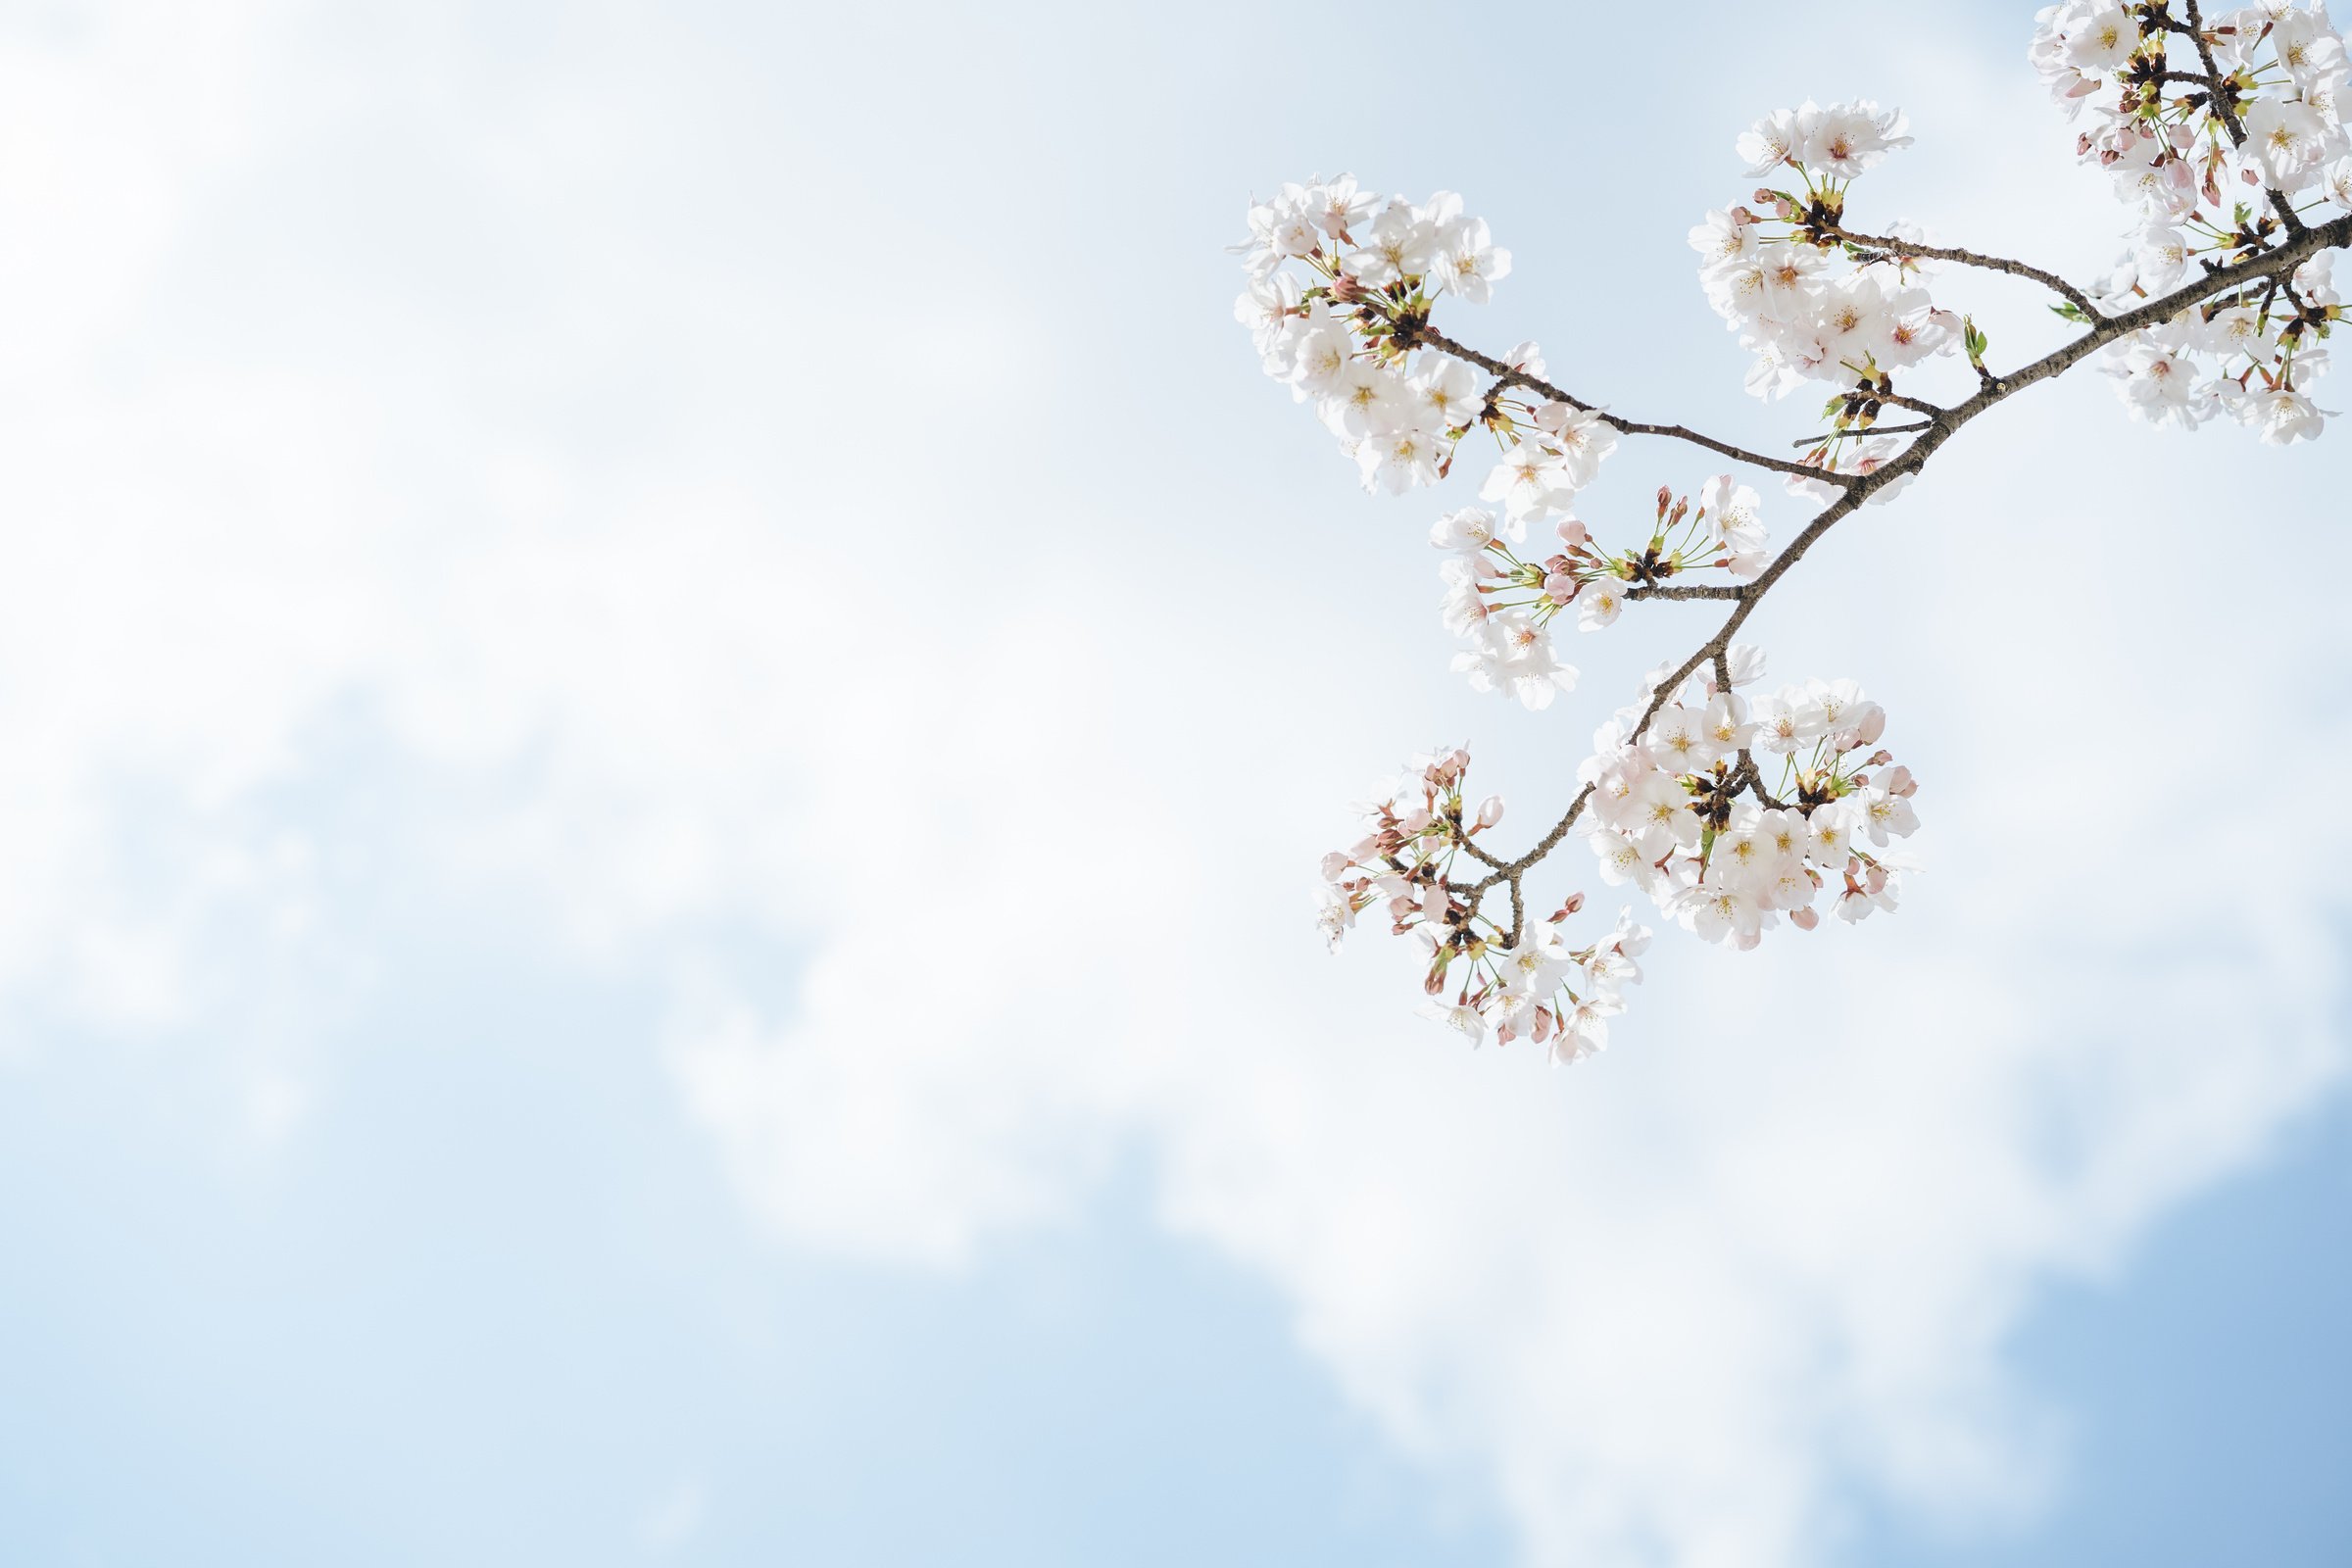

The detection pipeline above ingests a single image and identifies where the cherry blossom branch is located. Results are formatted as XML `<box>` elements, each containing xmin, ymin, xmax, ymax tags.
<box><xmin>1265</xmin><ymin>21</ymin><xmax>2350</xmax><ymax>1059</ymax></box>
<box><xmin>1413</xmin><ymin>325</ymin><xmax>1849</xmax><ymax>486</ymax></box>
<box><xmin>1625</xmin><ymin>584</ymin><xmax>1744</xmax><ymax>601</ymax></box>
<box><xmin>1453</xmin><ymin>206</ymin><xmax>2352</xmax><ymax>934</ymax></box>
<box><xmin>1791</xmin><ymin>421</ymin><xmax>1932</xmax><ymax>445</ymax></box>
<box><xmin>1870</xmin><ymin>388</ymin><xmax>1949</xmax><ymax>417</ymax></box>
<box><xmin>1827</xmin><ymin>224</ymin><xmax>2107</xmax><ymax>319</ymax></box>
<box><xmin>2181</xmin><ymin>0</ymin><xmax>2310</xmax><ymax>237</ymax></box>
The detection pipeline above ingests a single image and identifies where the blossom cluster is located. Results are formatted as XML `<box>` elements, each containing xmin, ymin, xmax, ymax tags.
<box><xmin>2033</xmin><ymin>0</ymin><xmax>2351</xmax><ymax>439</ymax></box>
<box><xmin>1234</xmin><ymin>177</ymin><xmax>1518</xmax><ymax>496</ymax></box>
<box><xmin>1688</xmin><ymin>101</ymin><xmax>1963</xmax><ymax>416</ymax></box>
<box><xmin>1429</xmin><ymin>476</ymin><xmax>1769</xmax><ymax>710</ymax></box>
<box><xmin>1577</xmin><ymin>654</ymin><xmax>1921</xmax><ymax>947</ymax></box>
<box><xmin>1316</xmin><ymin>746</ymin><xmax>1652</xmax><ymax>1063</ymax></box>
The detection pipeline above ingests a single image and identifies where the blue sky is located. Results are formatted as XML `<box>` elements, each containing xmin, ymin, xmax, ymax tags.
<box><xmin>1</xmin><ymin>906</ymin><xmax>2345</xmax><ymax>1564</ymax></box>
<box><xmin>0</xmin><ymin>2</ymin><xmax>2346</xmax><ymax>1564</ymax></box>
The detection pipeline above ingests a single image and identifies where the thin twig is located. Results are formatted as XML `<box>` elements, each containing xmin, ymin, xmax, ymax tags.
<box><xmin>1415</xmin><ymin>326</ymin><xmax>1847</xmax><ymax>485</ymax></box>
<box><xmin>1625</xmin><ymin>583</ymin><xmax>1744</xmax><ymax>601</ymax></box>
<box><xmin>1872</xmin><ymin>389</ymin><xmax>1948</xmax><ymax>418</ymax></box>
<box><xmin>1790</xmin><ymin>420</ymin><xmax>1933</xmax><ymax>447</ymax></box>
<box><xmin>1831</xmin><ymin>225</ymin><xmax>2106</xmax><ymax>319</ymax></box>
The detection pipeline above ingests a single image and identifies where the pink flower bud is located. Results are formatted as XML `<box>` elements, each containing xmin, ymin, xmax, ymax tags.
<box><xmin>1849</xmin><ymin>703</ymin><xmax>1886</xmax><ymax>745</ymax></box>
<box><xmin>1561</xmin><ymin>891</ymin><xmax>1586</xmax><ymax>915</ymax></box>
<box><xmin>1320</xmin><ymin>851</ymin><xmax>1350</xmax><ymax>882</ymax></box>
<box><xmin>1474</xmin><ymin>795</ymin><xmax>1506</xmax><ymax>830</ymax></box>
<box><xmin>1882</xmin><ymin>764</ymin><xmax>1917</xmax><ymax>797</ymax></box>
<box><xmin>1790</xmin><ymin>906</ymin><xmax>1820</xmax><ymax>931</ymax></box>
<box><xmin>1421</xmin><ymin>884</ymin><xmax>1449</xmax><ymax>923</ymax></box>
<box><xmin>1555</xmin><ymin>516</ymin><xmax>1590</xmax><ymax>549</ymax></box>
<box><xmin>1865</xmin><ymin>865</ymin><xmax>1888</xmax><ymax>895</ymax></box>
<box><xmin>1543</xmin><ymin>571</ymin><xmax>1578</xmax><ymax>605</ymax></box>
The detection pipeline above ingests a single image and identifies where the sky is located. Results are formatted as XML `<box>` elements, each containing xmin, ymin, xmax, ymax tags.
<box><xmin>0</xmin><ymin>1</ymin><xmax>2346</xmax><ymax>1565</ymax></box>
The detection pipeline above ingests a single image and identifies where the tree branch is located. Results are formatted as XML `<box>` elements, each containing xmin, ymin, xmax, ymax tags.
<box><xmin>2181</xmin><ymin>0</ymin><xmax>2308</xmax><ymax>237</ymax></box>
<box><xmin>1871</xmin><ymin>389</ymin><xmax>1948</xmax><ymax>418</ymax></box>
<box><xmin>1792</xmin><ymin>421</ymin><xmax>1934</xmax><ymax>446</ymax></box>
<box><xmin>1414</xmin><ymin>326</ymin><xmax>1850</xmax><ymax>485</ymax></box>
<box><xmin>1829</xmin><ymin>225</ymin><xmax>2106</xmax><ymax>319</ymax></box>
<box><xmin>1625</xmin><ymin>583</ymin><xmax>1745</xmax><ymax>601</ymax></box>
<box><xmin>1459</xmin><ymin>206</ymin><xmax>2352</xmax><ymax>906</ymax></box>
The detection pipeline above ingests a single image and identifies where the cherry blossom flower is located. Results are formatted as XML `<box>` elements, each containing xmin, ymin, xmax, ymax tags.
<box><xmin>1797</xmin><ymin>100</ymin><xmax>1914</xmax><ymax>180</ymax></box>
<box><xmin>1578</xmin><ymin>577</ymin><xmax>1630</xmax><ymax>631</ymax></box>
<box><xmin>1436</xmin><ymin>216</ymin><xmax>1512</xmax><ymax>304</ymax></box>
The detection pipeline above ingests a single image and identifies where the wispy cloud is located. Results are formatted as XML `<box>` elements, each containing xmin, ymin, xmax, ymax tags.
<box><xmin>0</xmin><ymin>6</ymin><xmax>2342</xmax><ymax>1566</ymax></box>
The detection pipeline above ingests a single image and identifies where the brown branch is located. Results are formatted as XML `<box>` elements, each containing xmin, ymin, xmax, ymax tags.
<box><xmin>1415</xmin><ymin>326</ymin><xmax>1848</xmax><ymax>485</ymax></box>
<box><xmin>1734</xmin><ymin>755</ymin><xmax>1791</xmax><ymax>812</ymax></box>
<box><xmin>2181</xmin><ymin>0</ymin><xmax>2307</xmax><ymax>237</ymax></box>
<box><xmin>1454</xmin><ymin>825</ymin><xmax>1509</xmax><ymax>871</ymax></box>
<box><xmin>1791</xmin><ymin>421</ymin><xmax>1934</xmax><ymax>446</ymax></box>
<box><xmin>1872</xmin><ymin>389</ymin><xmax>1948</xmax><ymax>418</ymax></box>
<box><xmin>1830</xmin><ymin>225</ymin><xmax>2106</xmax><ymax>319</ymax></box>
<box><xmin>1454</xmin><ymin>205</ymin><xmax>2352</xmax><ymax>913</ymax></box>
<box><xmin>1625</xmin><ymin>583</ymin><xmax>1744</xmax><ymax>601</ymax></box>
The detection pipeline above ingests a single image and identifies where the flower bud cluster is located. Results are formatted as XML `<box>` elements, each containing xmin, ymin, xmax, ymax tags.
<box><xmin>1233</xmin><ymin>177</ymin><xmax>1518</xmax><ymax>495</ymax></box>
<box><xmin>2032</xmin><ymin>1</ymin><xmax>2350</xmax><ymax>440</ymax></box>
<box><xmin>1577</xmin><ymin>655</ymin><xmax>1920</xmax><ymax>948</ymax></box>
<box><xmin>1690</xmin><ymin>102</ymin><xmax>1961</xmax><ymax>408</ymax></box>
<box><xmin>1428</xmin><ymin>476</ymin><xmax>1770</xmax><ymax>709</ymax></box>
<box><xmin>1316</xmin><ymin>747</ymin><xmax>1652</xmax><ymax>1064</ymax></box>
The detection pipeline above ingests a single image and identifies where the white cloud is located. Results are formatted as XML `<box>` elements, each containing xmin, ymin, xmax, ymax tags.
<box><xmin>0</xmin><ymin>6</ymin><xmax>2343</xmax><ymax>1567</ymax></box>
